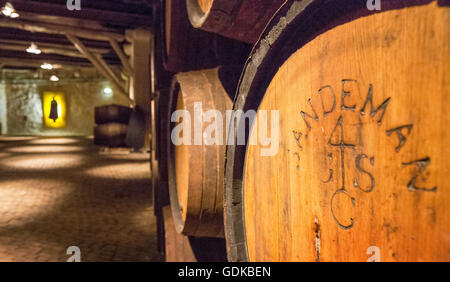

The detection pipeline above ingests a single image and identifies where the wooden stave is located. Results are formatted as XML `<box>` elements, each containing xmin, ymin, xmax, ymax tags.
<box><xmin>94</xmin><ymin>104</ymin><xmax>132</xmax><ymax>125</ymax></box>
<box><xmin>153</xmin><ymin>90</ymin><xmax>171</xmax><ymax>255</ymax></box>
<box><xmin>162</xmin><ymin>206</ymin><xmax>227</xmax><ymax>262</ymax></box>
<box><xmin>224</xmin><ymin>0</ymin><xmax>450</xmax><ymax>262</ymax></box>
<box><xmin>154</xmin><ymin>89</ymin><xmax>172</xmax><ymax>215</ymax></box>
<box><xmin>186</xmin><ymin>0</ymin><xmax>286</xmax><ymax>44</ymax></box>
<box><xmin>167</xmin><ymin>67</ymin><xmax>240</xmax><ymax>238</ymax></box>
<box><xmin>161</xmin><ymin>0</ymin><xmax>251</xmax><ymax>73</ymax></box>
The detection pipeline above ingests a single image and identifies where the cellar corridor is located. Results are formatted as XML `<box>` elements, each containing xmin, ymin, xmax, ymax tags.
<box><xmin>0</xmin><ymin>136</ymin><xmax>162</xmax><ymax>262</ymax></box>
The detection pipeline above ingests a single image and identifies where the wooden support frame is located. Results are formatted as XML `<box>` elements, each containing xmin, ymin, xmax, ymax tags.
<box><xmin>109</xmin><ymin>38</ymin><xmax>133</xmax><ymax>76</ymax></box>
<box><xmin>66</xmin><ymin>33</ymin><xmax>131</xmax><ymax>103</ymax></box>
<box><xmin>127</xmin><ymin>28</ymin><xmax>153</xmax><ymax>149</ymax></box>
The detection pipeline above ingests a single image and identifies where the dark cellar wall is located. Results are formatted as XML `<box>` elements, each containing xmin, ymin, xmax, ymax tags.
<box><xmin>0</xmin><ymin>81</ymin><xmax>129</xmax><ymax>136</ymax></box>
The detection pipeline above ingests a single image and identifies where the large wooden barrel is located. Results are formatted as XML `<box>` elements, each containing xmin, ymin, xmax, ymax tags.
<box><xmin>94</xmin><ymin>104</ymin><xmax>132</xmax><ymax>125</ymax></box>
<box><xmin>163</xmin><ymin>206</ymin><xmax>227</xmax><ymax>262</ymax></box>
<box><xmin>224</xmin><ymin>0</ymin><xmax>450</xmax><ymax>262</ymax></box>
<box><xmin>186</xmin><ymin>0</ymin><xmax>286</xmax><ymax>44</ymax></box>
<box><xmin>94</xmin><ymin>123</ymin><xmax>128</xmax><ymax>147</ymax></box>
<box><xmin>161</xmin><ymin>0</ymin><xmax>251</xmax><ymax>73</ymax></box>
<box><xmin>168</xmin><ymin>67</ymin><xmax>240</xmax><ymax>238</ymax></box>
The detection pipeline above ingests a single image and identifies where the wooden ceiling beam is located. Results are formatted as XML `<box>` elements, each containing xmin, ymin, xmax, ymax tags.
<box><xmin>0</xmin><ymin>18</ymin><xmax>125</xmax><ymax>42</ymax></box>
<box><xmin>0</xmin><ymin>57</ymin><xmax>94</xmax><ymax>68</ymax></box>
<box><xmin>66</xmin><ymin>33</ymin><xmax>130</xmax><ymax>101</ymax></box>
<box><xmin>12</xmin><ymin>10</ymin><xmax>106</xmax><ymax>31</ymax></box>
<box><xmin>0</xmin><ymin>27</ymin><xmax>112</xmax><ymax>49</ymax></box>
<box><xmin>0</xmin><ymin>39</ymin><xmax>111</xmax><ymax>55</ymax></box>
<box><xmin>109</xmin><ymin>38</ymin><xmax>133</xmax><ymax>75</ymax></box>
<box><xmin>6</xmin><ymin>0</ymin><xmax>152</xmax><ymax>28</ymax></box>
<box><xmin>0</xmin><ymin>49</ymin><xmax>121</xmax><ymax>66</ymax></box>
<box><xmin>0</xmin><ymin>42</ymin><xmax>87</xmax><ymax>58</ymax></box>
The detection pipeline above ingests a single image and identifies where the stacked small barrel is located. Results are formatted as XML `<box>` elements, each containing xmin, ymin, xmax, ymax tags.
<box><xmin>153</xmin><ymin>0</ymin><xmax>284</xmax><ymax>262</ymax></box>
<box><xmin>94</xmin><ymin>104</ymin><xmax>132</xmax><ymax>148</ymax></box>
<box><xmin>153</xmin><ymin>0</ymin><xmax>450</xmax><ymax>262</ymax></box>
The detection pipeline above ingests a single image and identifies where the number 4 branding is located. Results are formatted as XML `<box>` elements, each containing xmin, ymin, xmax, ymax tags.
<box><xmin>293</xmin><ymin>79</ymin><xmax>438</xmax><ymax>230</ymax></box>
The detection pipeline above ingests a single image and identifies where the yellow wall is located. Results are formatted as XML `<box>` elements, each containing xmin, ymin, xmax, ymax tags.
<box><xmin>43</xmin><ymin>92</ymin><xmax>67</xmax><ymax>128</ymax></box>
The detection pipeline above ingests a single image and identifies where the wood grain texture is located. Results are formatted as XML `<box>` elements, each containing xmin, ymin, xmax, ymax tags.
<box><xmin>197</xmin><ymin>0</ymin><xmax>213</xmax><ymax>13</ymax></box>
<box><xmin>224</xmin><ymin>0</ymin><xmax>449</xmax><ymax>262</ymax></box>
<box><xmin>163</xmin><ymin>205</ymin><xmax>197</xmax><ymax>262</ymax></box>
<box><xmin>163</xmin><ymin>206</ymin><xmax>228</xmax><ymax>262</ymax></box>
<box><xmin>168</xmin><ymin>68</ymin><xmax>234</xmax><ymax>238</ymax></box>
<box><xmin>243</xmin><ymin>2</ymin><xmax>449</xmax><ymax>261</ymax></box>
<box><xmin>186</xmin><ymin>0</ymin><xmax>286</xmax><ymax>44</ymax></box>
<box><xmin>154</xmin><ymin>89</ymin><xmax>171</xmax><ymax>214</ymax></box>
<box><xmin>154</xmin><ymin>89</ymin><xmax>172</xmax><ymax>254</ymax></box>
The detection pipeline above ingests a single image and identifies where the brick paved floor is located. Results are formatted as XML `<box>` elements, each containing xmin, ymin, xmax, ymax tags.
<box><xmin>0</xmin><ymin>136</ymin><xmax>162</xmax><ymax>262</ymax></box>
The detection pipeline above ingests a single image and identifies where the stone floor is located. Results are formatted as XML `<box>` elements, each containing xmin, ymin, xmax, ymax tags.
<box><xmin>0</xmin><ymin>136</ymin><xmax>162</xmax><ymax>262</ymax></box>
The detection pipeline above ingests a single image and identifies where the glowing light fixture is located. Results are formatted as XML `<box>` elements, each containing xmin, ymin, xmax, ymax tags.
<box><xmin>103</xmin><ymin>87</ymin><xmax>113</xmax><ymax>98</ymax></box>
<box><xmin>40</xmin><ymin>63</ymin><xmax>53</xmax><ymax>70</ymax></box>
<box><xmin>26</xmin><ymin>42</ymin><xmax>41</xmax><ymax>54</ymax></box>
<box><xmin>50</xmin><ymin>75</ymin><xmax>59</xmax><ymax>82</ymax></box>
<box><xmin>103</xmin><ymin>87</ymin><xmax>112</xmax><ymax>94</ymax></box>
<box><xmin>1</xmin><ymin>2</ymin><xmax>19</xmax><ymax>18</ymax></box>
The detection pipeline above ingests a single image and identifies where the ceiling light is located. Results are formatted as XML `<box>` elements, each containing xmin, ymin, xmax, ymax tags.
<box><xmin>103</xmin><ymin>87</ymin><xmax>112</xmax><ymax>94</ymax></box>
<box><xmin>103</xmin><ymin>87</ymin><xmax>113</xmax><ymax>98</ymax></box>
<box><xmin>26</xmin><ymin>43</ymin><xmax>41</xmax><ymax>55</ymax></box>
<box><xmin>40</xmin><ymin>63</ymin><xmax>53</xmax><ymax>70</ymax></box>
<box><xmin>50</xmin><ymin>75</ymin><xmax>59</xmax><ymax>82</ymax></box>
<box><xmin>1</xmin><ymin>3</ymin><xmax>19</xmax><ymax>18</ymax></box>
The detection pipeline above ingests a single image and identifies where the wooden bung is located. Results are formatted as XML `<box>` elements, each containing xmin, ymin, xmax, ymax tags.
<box><xmin>168</xmin><ymin>67</ymin><xmax>240</xmax><ymax>238</ymax></box>
<box><xmin>224</xmin><ymin>1</ymin><xmax>449</xmax><ymax>262</ymax></box>
<box><xmin>186</xmin><ymin>0</ymin><xmax>286</xmax><ymax>44</ymax></box>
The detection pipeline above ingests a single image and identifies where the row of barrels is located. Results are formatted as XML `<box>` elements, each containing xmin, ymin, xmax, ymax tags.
<box><xmin>153</xmin><ymin>0</ymin><xmax>253</xmax><ymax>261</ymax></box>
<box><xmin>154</xmin><ymin>0</ymin><xmax>449</xmax><ymax>262</ymax></box>
<box><xmin>94</xmin><ymin>104</ymin><xmax>146</xmax><ymax>150</ymax></box>
<box><xmin>94</xmin><ymin>105</ymin><xmax>132</xmax><ymax>148</ymax></box>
